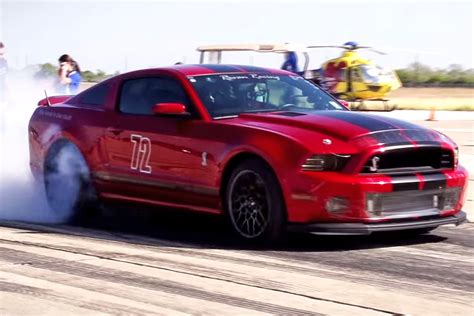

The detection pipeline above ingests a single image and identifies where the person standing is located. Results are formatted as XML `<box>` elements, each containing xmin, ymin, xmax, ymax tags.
<box><xmin>0</xmin><ymin>42</ymin><xmax>8</xmax><ymax>103</ymax></box>
<box><xmin>57</xmin><ymin>54</ymin><xmax>82</xmax><ymax>94</ymax></box>
<box><xmin>281</xmin><ymin>51</ymin><xmax>299</xmax><ymax>73</ymax></box>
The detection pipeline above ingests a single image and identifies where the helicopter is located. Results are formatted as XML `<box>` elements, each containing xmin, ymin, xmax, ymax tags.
<box><xmin>307</xmin><ymin>42</ymin><xmax>402</xmax><ymax>110</ymax></box>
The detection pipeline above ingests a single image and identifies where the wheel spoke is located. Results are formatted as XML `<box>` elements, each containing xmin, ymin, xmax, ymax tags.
<box><xmin>251</xmin><ymin>217</ymin><xmax>257</xmax><ymax>236</ymax></box>
<box><xmin>256</xmin><ymin>208</ymin><xmax>266</xmax><ymax>225</ymax></box>
<box><xmin>245</xmin><ymin>218</ymin><xmax>251</xmax><ymax>235</ymax></box>
<box><xmin>235</xmin><ymin>210</ymin><xmax>244</xmax><ymax>224</ymax></box>
<box><xmin>228</xmin><ymin>169</ymin><xmax>271</xmax><ymax>239</ymax></box>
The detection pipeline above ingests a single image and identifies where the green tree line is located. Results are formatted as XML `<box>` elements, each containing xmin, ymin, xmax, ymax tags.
<box><xmin>396</xmin><ymin>63</ymin><xmax>474</xmax><ymax>86</ymax></box>
<box><xmin>35</xmin><ymin>63</ymin><xmax>116</xmax><ymax>82</ymax></box>
<box><xmin>33</xmin><ymin>62</ymin><xmax>474</xmax><ymax>86</ymax></box>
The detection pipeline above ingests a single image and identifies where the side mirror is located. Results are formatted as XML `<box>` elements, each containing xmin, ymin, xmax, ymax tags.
<box><xmin>152</xmin><ymin>103</ymin><xmax>191</xmax><ymax>117</ymax></box>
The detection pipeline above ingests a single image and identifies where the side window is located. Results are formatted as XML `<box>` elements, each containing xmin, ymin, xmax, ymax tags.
<box><xmin>119</xmin><ymin>77</ymin><xmax>190</xmax><ymax>115</ymax></box>
<box><xmin>352</xmin><ymin>68</ymin><xmax>363</xmax><ymax>82</ymax></box>
<box><xmin>80</xmin><ymin>83</ymin><xmax>110</xmax><ymax>106</ymax></box>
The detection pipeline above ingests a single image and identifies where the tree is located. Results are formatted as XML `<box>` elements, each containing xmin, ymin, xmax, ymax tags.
<box><xmin>396</xmin><ymin>63</ymin><xmax>474</xmax><ymax>86</ymax></box>
<box><xmin>34</xmin><ymin>63</ymin><xmax>57</xmax><ymax>79</ymax></box>
<box><xmin>81</xmin><ymin>70</ymin><xmax>96</xmax><ymax>82</ymax></box>
<box><xmin>34</xmin><ymin>63</ymin><xmax>115</xmax><ymax>82</ymax></box>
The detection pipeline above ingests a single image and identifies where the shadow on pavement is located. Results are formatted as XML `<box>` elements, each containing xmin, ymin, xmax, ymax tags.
<box><xmin>74</xmin><ymin>202</ymin><xmax>449</xmax><ymax>252</ymax></box>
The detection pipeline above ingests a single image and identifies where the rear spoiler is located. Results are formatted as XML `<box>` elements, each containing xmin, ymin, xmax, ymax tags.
<box><xmin>37</xmin><ymin>95</ymin><xmax>72</xmax><ymax>107</ymax></box>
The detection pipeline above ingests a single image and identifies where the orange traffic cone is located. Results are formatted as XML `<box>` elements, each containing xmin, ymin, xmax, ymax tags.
<box><xmin>426</xmin><ymin>106</ymin><xmax>437</xmax><ymax>121</ymax></box>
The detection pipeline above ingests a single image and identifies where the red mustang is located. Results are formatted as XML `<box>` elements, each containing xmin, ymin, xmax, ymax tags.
<box><xmin>28</xmin><ymin>64</ymin><xmax>467</xmax><ymax>242</ymax></box>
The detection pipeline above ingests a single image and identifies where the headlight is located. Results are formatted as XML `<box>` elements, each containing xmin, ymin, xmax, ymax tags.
<box><xmin>454</xmin><ymin>147</ymin><xmax>459</xmax><ymax>168</ymax></box>
<box><xmin>302</xmin><ymin>154</ymin><xmax>351</xmax><ymax>171</ymax></box>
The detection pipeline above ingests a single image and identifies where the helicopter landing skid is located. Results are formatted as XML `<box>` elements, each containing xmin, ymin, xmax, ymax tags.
<box><xmin>349</xmin><ymin>99</ymin><xmax>397</xmax><ymax>112</ymax></box>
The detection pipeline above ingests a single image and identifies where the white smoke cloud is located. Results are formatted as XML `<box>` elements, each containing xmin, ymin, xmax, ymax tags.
<box><xmin>43</xmin><ymin>141</ymin><xmax>93</xmax><ymax>222</ymax></box>
<box><xmin>0</xmin><ymin>68</ymin><xmax>75</xmax><ymax>223</ymax></box>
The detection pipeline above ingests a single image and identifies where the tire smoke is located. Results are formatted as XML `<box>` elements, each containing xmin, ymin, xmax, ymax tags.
<box><xmin>44</xmin><ymin>142</ymin><xmax>92</xmax><ymax>222</ymax></box>
<box><xmin>0</xmin><ymin>69</ymin><xmax>75</xmax><ymax>223</ymax></box>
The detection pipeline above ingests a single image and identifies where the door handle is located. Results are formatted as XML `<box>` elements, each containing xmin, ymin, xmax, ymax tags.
<box><xmin>107</xmin><ymin>127</ymin><xmax>124</xmax><ymax>136</ymax></box>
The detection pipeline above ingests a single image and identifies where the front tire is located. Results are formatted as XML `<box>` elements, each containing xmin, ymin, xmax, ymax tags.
<box><xmin>44</xmin><ymin>141</ymin><xmax>97</xmax><ymax>223</ymax></box>
<box><xmin>225</xmin><ymin>158</ymin><xmax>286</xmax><ymax>244</ymax></box>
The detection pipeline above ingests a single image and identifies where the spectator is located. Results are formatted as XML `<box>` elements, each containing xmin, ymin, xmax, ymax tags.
<box><xmin>281</xmin><ymin>51</ymin><xmax>299</xmax><ymax>73</ymax></box>
<box><xmin>0</xmin><ymin>42</ymin><xmax>8</xmax><ymax>103</ymax></box>
<box><xmin>57</xmin><ymin>54</ymin><xmax>82</xmax><ymax>94</ymax></box>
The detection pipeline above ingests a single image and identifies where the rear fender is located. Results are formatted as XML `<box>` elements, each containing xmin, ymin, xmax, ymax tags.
<box><xmin>36</xmin><ymin>130</ymin><xmax>88</xmax><ymax>178</ymax></box>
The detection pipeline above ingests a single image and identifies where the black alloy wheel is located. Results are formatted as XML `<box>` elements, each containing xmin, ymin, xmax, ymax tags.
<box><xmin>225</xmin><ymin>158</ymin><xmax>286</xmax><ymax>243</ymax></box>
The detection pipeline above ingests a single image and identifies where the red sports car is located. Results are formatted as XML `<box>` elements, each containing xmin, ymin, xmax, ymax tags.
<box><xmin>28</xmin><ymin>64</ymin><xmax>467</xmax><ymax>242</ymax></box>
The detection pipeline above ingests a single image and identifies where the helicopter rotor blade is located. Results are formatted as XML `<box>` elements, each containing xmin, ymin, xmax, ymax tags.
<box><xmin>349</xmin><ymin>46</ymin><xmax>386</xmax><ymax>54</ymax></box>
<box><xmin>365</xmin><ymin>47</ymin><xmax>387</xmax><ymax>55</ymax></box>
<box><xmin>307</xmin><ymin>45</ymin><xmax>387</xmax><ymax>55</ymax></box>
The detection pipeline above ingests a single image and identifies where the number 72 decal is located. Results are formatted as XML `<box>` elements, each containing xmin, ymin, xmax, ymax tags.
<box><xmin>130</xmin><ymin>134</ymin><xmax>152</xmax><ymax>174</ymax></box>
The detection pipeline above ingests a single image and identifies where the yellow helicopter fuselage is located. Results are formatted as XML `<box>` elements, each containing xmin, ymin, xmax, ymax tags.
<box><xmin>321</xmin><ymin>51</ymin><xmax>401</xmax><ymax>101</ymax></box>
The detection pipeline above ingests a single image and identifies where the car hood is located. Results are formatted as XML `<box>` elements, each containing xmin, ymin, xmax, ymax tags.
<box><xmin>234</xmin><ymin>111</ymin><xmax>449</xmax><ymax>147</ymax></box>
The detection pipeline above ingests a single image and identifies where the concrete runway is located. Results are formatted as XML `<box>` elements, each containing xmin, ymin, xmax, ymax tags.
<box><xmin>0</xmin><ymin>218</ymin><xmax>472</xmax><ymax>315</ymax></box>
<box><xmin>0</xmin><ymin>110</ymin><xmax>473</xmax><ymax>315</ymax></box>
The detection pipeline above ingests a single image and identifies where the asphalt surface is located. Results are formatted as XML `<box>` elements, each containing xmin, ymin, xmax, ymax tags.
<box><xmin>0</xmin><ymin>216</ymin><xmax>472</xmax><ymax>315</ymax></box>
<box><xmin>1</xmin><ymin>110</ymin><xmax>473</xmax><ymax>315</ymax></box>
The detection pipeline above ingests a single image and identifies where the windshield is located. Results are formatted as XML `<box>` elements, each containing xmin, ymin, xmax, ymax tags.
<box><xmin>188</xmin><ymin>73</ymin><xmax>346</xmax><ymax>118</ymax></box>
<box><xmin>360</xmin><ymin>65</ymin><xmax>397</xmax><ymax>84</ymax></box>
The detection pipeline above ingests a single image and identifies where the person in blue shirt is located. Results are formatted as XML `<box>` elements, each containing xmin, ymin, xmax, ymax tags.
<box><xmin>58</xmin><ymin>54</ymin><xmax>82</xmax><ymax>94</ymax></box>
<box><xmin>281</xmin><ymin>51</ymin><xmax>299</xmax><ymax>73</ymax></box>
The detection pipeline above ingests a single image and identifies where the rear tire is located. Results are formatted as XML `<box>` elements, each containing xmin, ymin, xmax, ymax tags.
<box><xmin>44</xmin><ymin>141</ymin><xmax>97</xmax><ymax>223</ymax></box>
<box><xmin>224</xmin><ymin>158</ymin><xmax>286</xmax><ymax>244</ymax></box>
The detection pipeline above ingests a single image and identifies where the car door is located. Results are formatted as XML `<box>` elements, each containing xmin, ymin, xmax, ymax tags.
<box><xmin>102</xmin><ymin>75</ymin><xmax>220</xmax><ymax>210</ymax></box>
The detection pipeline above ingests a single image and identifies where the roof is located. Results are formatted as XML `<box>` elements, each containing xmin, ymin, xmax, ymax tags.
<box><xmin>196</xmin><ymin>43</ymin><xmax>307</xmax><ymax>53</ymax></box>
<box><xmin>169</xmin><ymin>64</ymin><xmax>292</xmax><ymax>76</ymax></box>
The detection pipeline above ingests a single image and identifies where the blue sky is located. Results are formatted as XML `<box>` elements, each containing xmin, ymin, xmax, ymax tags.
<box><xmin>0</xmin><ymin>0</ymin><xmax>472</xmax><ymax>73</ymax></box>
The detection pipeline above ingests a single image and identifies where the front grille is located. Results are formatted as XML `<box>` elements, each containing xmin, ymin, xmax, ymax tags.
<box><xmin>366</xmin><ymin>187</ymin><xmax>461</xmax><ymax>218</ymax></box>
<box><xmin>362</xmin><ymin>147</ymin><xmax>453</xmax><ymax>174</ymax></box>
<box><xmin>440</xmin><ymin>151</ymin><xmax>452</xmax><ymax>168</ymax></box>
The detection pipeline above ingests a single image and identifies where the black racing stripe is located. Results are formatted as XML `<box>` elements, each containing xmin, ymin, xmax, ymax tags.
<box><xmin>390</xmin><ymin>174</ymin><xmax>420</xmax><ymax>191</ymax></box>
<box><xmin>199</xmin><ymin>64</ymin><xmax>245</xmax><ymax>73</ymax></box>
<box><xmin>422</xmin><ymin>173</ymin><xmax>447</xmax><ymax>190</ymax></box>
<box><xmin>369</xmin><ymin>132</ymin><xmax>408</xmax><ymax>145</ymax></box>
<box><xmin>314</xmin><ymin>112</ymin><xmax>439</xmax><ymax>146</ymax></box>
<box><xmin>368</xmin><ymin>114</ymin><xmax>424</xmax><ymax>130</ymax></box>
<box><xmin>314</xmin><ymin>111</ymin><xmax>398</xmax><ymax>132</ymax></box>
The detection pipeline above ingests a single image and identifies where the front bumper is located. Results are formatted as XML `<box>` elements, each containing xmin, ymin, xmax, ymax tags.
<box><xmin>286</xmin><ymin>166</ymin><xmax>468</xmax><ymax>223</ymax></box>
<box><xmin>287</xmin><ymin>211</ymin><xmax>467</xmax><ymax>235</ymax></box>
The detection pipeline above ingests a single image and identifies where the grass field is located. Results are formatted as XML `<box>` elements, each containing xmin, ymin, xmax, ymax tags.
<box><xmin>385</xmin><ymin>87</ymin><xmax>473</xmax><ymax>111</ymax></box>
<box><xmin>79</xmin><ymin>83</ymin><xmax>473</xmax><ymax>111</ymax></box>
